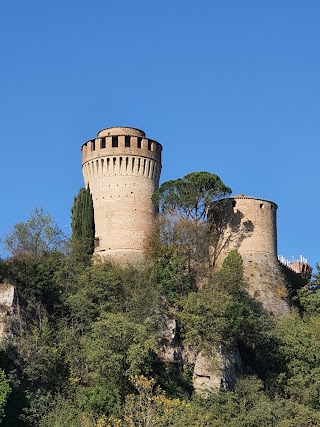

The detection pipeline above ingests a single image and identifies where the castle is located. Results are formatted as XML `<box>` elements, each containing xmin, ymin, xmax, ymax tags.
<box><xmin>81</xmin><ymin>126</ymin><xmax>309</xmax><ymax>314</ymax></box>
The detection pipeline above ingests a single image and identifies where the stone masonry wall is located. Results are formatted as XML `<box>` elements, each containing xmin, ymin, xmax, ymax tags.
<box><xmin>213</xmin><ymin>195</ymin><xmax>289</xmax><ymax>315</ymax></box>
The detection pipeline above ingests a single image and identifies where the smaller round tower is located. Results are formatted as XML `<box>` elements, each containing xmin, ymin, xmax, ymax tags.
<box><xmin>81</xmin><ymin>126</ymin><xmax>162</xmax><ymax>263</ymax></box>
<box><xmin>214</xmin><ymin>195</ymin><xmax>278</xmax><ymax>262</ymax></box>
<box><xmin>212</xmin><ymin>195</ymin><xmax>289</xmax><ymax>316</ymax></box>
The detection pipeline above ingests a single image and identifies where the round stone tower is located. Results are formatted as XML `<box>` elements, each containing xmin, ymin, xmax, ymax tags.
<box><xmin>212</xmin><ymin>195</ymin><xmax>289</xmax><ymax>316</ymax></box>
<box><xmin>214</xmin><ymin>195</ymin><xmax>278</xmax><ymax>261</ymax></box>
<box><xmin>81</xmin><ymin>126</ymin><xmax>162</xmax><ymax>263</ymax></box>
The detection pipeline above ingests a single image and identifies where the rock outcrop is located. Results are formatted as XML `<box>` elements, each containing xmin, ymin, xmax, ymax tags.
<box><xmin>0</xmin><ymin>283</ymin><xmax>15</xmax><ymax>337</ymax></box>
<box><xmin>184</xmin><ymin>345</ymin><xmax>242</xmax><ymax>393</ymax></box>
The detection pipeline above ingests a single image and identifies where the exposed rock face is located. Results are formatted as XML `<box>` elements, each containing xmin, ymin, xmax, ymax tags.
<box><xmin>158</xmin><ymin>315</ymin><xmax>242</xmax><ymax>393</ymax></box>
<box><xmin>184</xmin><ymin>345</ymin><xmax>242</xmax><ymax>393</ymax></box>
<box><xmin>158</xmin><ymin>316</ymin><xmax>183</xmax><ymax>366</ymax></box>
<box><xmin>0</xmin><ymin>284</ymin><xmax>15</xmax><ymax>337</ymax></box>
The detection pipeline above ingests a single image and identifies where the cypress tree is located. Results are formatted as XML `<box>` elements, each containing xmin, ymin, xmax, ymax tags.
<box><xmin>71</xmin><ymin>186</ymin><xmax>95</xmax><ymax>264</ymax></box>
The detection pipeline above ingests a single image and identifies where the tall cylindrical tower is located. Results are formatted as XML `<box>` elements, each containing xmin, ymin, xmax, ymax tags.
<box><xmin>212</xmin><ymin>195</ymin><xmax>289</xmax><ymax>316</ymax></box>
<box><xmin>81</xmin><ymin>126</ymin><xmax>162</xmax><ymax>262</ymax></box>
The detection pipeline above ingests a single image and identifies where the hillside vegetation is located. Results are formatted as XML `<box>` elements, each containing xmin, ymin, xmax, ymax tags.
<box><xmin>0</xmin><ymin>174</ymin><xmax>319</xmax><ymax>426</ymax></box>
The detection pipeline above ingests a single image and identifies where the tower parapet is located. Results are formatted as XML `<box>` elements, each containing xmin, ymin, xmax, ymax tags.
<box><xmin>81</xmin><ymin>126</ymin><xmax>162</xmax><ymax>262</ymax></box>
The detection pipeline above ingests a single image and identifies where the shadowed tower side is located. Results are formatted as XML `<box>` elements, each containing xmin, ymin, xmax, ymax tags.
<box><xmin>213</xmin><ymin>195</ymin><xmax>289</xmax><ymax>316</ymax></box>
<box><xmin>81</xmin><ymin>126</ymin><xmax>162</xmax><ymax>263</ymax></box>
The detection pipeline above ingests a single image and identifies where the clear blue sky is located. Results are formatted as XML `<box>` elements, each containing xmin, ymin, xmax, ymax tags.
<box><xmin>0</xmin><ymin>1</ymin><xmax>319</xmax><ymax>268</ymax></box>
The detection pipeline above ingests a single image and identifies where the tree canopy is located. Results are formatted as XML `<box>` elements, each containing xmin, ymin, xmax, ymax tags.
<box><xmin>152</xmin><ymin>171</ymin><xmax>232</xmax><ymax>221</ymax></box>
<box><xmin>4</xmin><ymin>207</ymin><xmax>66</xmax><ymax>258</ymax></box>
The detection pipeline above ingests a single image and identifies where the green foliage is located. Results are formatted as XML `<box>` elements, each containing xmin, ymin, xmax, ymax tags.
<box><xmin>116</xmin><ymin>265</ymin><xmax>163</xmax><ymax>324</ymax></box>
<box><xmin>152</xmin><ymin>171</ymin><xmax>231</xmax><ymax>221</ymax></box>
<box><xmin>71</xmin><ymin>187</ymin><xmax>95</xmax><ymax>265</ymax></box>
<box><xmin>16</xmin><ymin>317</ymin><xmax>66</xmax><ymax>389</ymax></box>
<box><xmin>4</xmin><ymin>203</ymin><xmax>320</xmax><ymax>426</ymax></box>
<box><xmin>21</xmin><ymin>389</ymin><xmax>54</xmax><ymax>427</ymax></box>
<box><xmin>274</xmin><ymin>399</ymin><xmax>320</xmax><ymax>427</ymax></box>
<box><xmin>177</xmin><ymin>250</ymin><xmax>282</xmax><ymax>384</ymax></box>
<box><xmin>295</xmin><ymin>286</ymin><xmax>320</xmax><ymax>316</ymax></box>
<box><xmin>312</xmin><ymin>263</ymin><xmax>320</xmax><ymax>285</ymax></box>
<box><xmin>216</xmin><ymin>250</ymin><xmax>246</xmax><ymax>294</ymax></box>
<box><xmin>275</xmin><ymin>314</ymin><xmax>320</xmax><ymax>408</ymax></box>
<box><xmin>177</xmin><ymin>289</ymin><xmax>233</xmax><ymax>351</ymax></box>
<box><xmin>149</xmin><ymin>172</ymin><xmax>231</xmax><ymax>289</ymax></box>
<box><xmin>6</xmin><ymin>251</ymin><xmax>67</xmax><ymax>318</ymax></box>
<box><xmin>145</xmin><ymin>215</ymin><xmax>213</xmax><ymax>288</ymax></box>
<box><xmin>83</xmin><ymin>313</ymin><xmax>156</xmax><ymax>391</ymax></box>
<box><xmin>39</xmin><ymin>394</ymin><xmax>96</xmax><ymax>427</ymax></box>
<box><xmin>123</xmin><ymin>375</ymin><xmax>193</xmax><ymax>427</ymax></box>
<box><xmin>76</xmin><ymin>384</ymin><xmax>121</xmax><ymax>418</ymax></box>
<box><xmin>66</xmin><ymin>263</ymin><xmax>125</xmax><ymax>328</ymax></box>
<box><xmin>155</xmin><ymin>362</ymin><xmax>194</xmax><ymax>400</ymax></box>
<box><xmin>294</xmin><ymin>264</ymin><xmax>320</xmax><ymax>316</ymax></box>
<box><xmin>4</xmin><ymin>207</ymin><xmax>66</xmax><ymax>259</ymax></box>
<box><xmin>0</xmin><ymin>369</ymin><xmax>11</xmax><ymax>422</ymax></box>
<box><xmin>177</xmin><ymin>252</ymin><xmax>246</xmax><ymax>352</ymax></box>
<box><xmin>150</xmin><ymin>246</ymin><xmax>195</xmax><ymax>304</ymax></box>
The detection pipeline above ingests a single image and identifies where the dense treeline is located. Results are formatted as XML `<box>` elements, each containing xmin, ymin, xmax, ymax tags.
<box><xmin>0</xmin><ymin>177</ymin><xmax>320</xmax><ymax>425</ymax></box>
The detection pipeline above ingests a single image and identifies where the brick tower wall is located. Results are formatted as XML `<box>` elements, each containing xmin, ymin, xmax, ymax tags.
<box><xmin>81</xmin><ymin>126</ymin><xmax>162</xmax><ymax>263</ymax></box>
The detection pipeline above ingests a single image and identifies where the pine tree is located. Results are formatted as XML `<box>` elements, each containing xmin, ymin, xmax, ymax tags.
<box><xmin>71</xmin><ymin>186</ymin><xmax>95</xmax><ymax>265</ymax></box>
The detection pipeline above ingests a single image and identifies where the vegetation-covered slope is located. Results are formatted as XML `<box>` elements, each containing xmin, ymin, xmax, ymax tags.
<box><xmin>0</xmin><ymin>174</ymin><xmax>319</xmax><ymax>426</ymax></box>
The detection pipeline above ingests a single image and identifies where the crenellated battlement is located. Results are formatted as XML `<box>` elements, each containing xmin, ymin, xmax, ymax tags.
<box><xmin>81</xmin><ymin>134</ymin><xmax>162</xmax><ymax>164</ymax></box>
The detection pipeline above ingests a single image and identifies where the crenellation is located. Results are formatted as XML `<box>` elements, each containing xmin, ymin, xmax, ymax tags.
<box><xmin>82</xmin><ymin>135</ymin><xmax>161</xmax><ymax>165</ymax></box>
